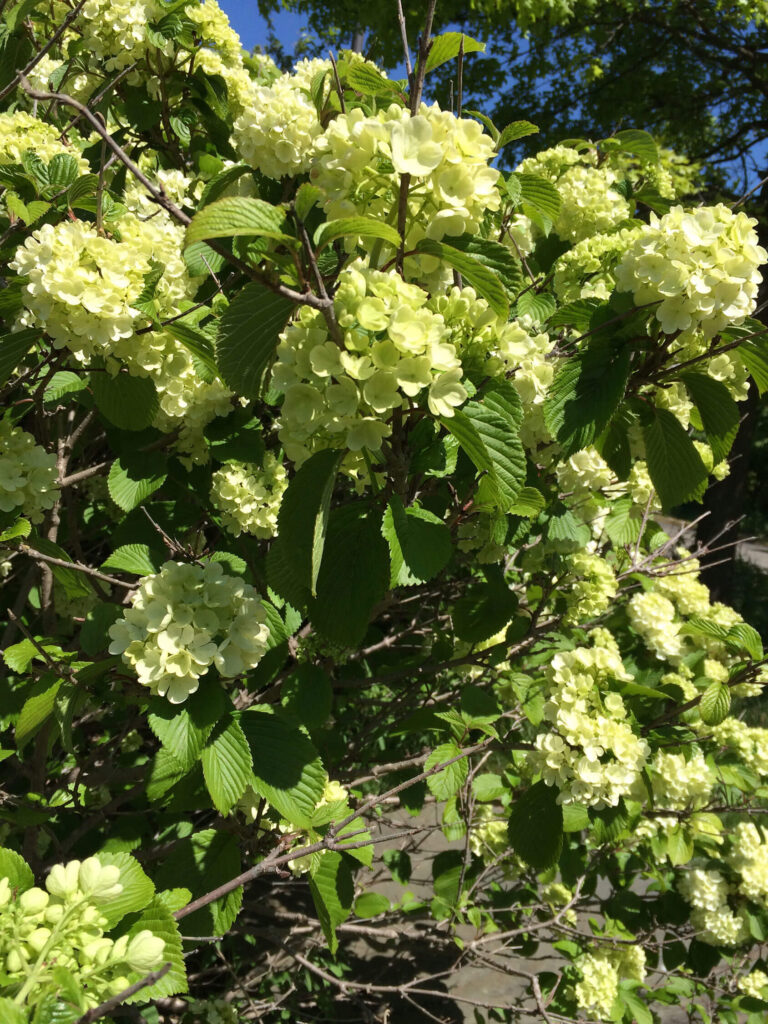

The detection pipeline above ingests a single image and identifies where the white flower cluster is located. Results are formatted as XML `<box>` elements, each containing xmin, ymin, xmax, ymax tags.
<box><xmin>648</xmin><ymin>750</ymin><xmax>714</xmax><ymax>820</ymax></box>
<box><xmin>0</xmin><ymin>422</ymin><xmax>59</xmax><ymax>523</ymax></box>
<box><xmin>553</xmin><ymin>226</ymin><xmax>643</xmax><ymax>303</ymax></box>
<box><xmin>210</xmin><ymin>454</ymin><xmax>287</xmax><ymax>538</ymax></box>
<box><xmin>108</xmin><ymin>560</ymin><xmax>270</xmax><ymax>703</ymax></box>
<box><xmin>78</xmin><ymin>0</ymin><xmax>168</xmax><ymax>71</ymax></box>
<box><xmin>563</xmin><ymin>552</ymin><xmax>617</xmax><ymax>625</ymax></box>
<box><xmin>311</xmin><ymin>102</ymin><xmax>500</xmax><ymax>251</ymax></box>
<box><xmin>614</xmin><ymin>204</ymin><xmax>766</xmax><ymax>336</ymax></box>
<box><xmin>272</xmin><ymin>260</ymin><xmax>468</xmax><ymax>465</ymax></box>
<box><xmin>574</xmin><ymin>945</ymin><xmax>645</xmax><ymax>1019</ymax></box>
<box><xmin>711</xmin><ymin>717</ymin><xmax>768</xmax><ymax>776</ymax></box>
<box><xmin>678</xmin><ymin>868</ymin><xmax>748</xmax><ymax>946</ymax></box>
<box><xmin>517</xmin><ymin>144</ymin><xmax>632</xmax><ymax>242</ymax></box>
<box><xmin>728</xmin><ymin>823</ymin><xmax>768</xmax><ymax>907</ymax></box>
<box><xmin>627</xmin><ymin>591</ymin><xmax>684</xmax><ymax>661</ymax></box>
<box><xmin>469</xmin><ymin>804</ymin><xmax>511</xmax><ymax>865</ymax></box>
<box><xmin>0</xmin><ymin>856</ymin><xmax>164</xmax><ymax>1009</ymax></box>
<box><xmin>528</xmin><ymin>630</ymin><xmax>650</xmax><ymax>807</ymax></box>
<box><xmin>0</xmin><ymin>111</ymin><xmax>89</xmax><ymax>171</ymax></box>
<box><xmin>738</xmin><ymin>969</ymin><xmax>768</xmax><ymax>1000</ymax></box>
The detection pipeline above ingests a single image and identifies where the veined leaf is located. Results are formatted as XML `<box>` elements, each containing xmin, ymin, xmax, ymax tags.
<box><xmin>680</xmin><ymin>371</ymin><xmax>739</xmax><ymax>464</ymax></box>
<box><xmin>107</xmin><ymin>452</ymin><xmax>167</xmax><ymax>512</ymax></box>
<box><xmin>614</xmin><ymin>128</ymin><xmax>659</xmax><ymax>164</ymax></box>
<box><xmin>497</xmin><ymin>120</ymin><xmax>539</xmax><ymax>149</ymax></box>
<box><xmin>185</xmin><ymin>196</ymin><xmax>288</xmax><ymax>244</ymax></box>
<box><xmin>382</xmin><ymin>496</ymin><xmax>452</xmax><ymax>586</ymax></box>
<box><xmin>90</xmin><ymin>370</ymin><xmax>159</xmax><ymax>431</ymax></box>
<box><xmin>201</xmin><ymin>715</ymin><xmax>252</xmax><ymax>815</ymax></box>
<box><xmin>424</xmin><ymin>32</ymin><xmax>485</xmax><ymax>73</ymax></box>
<box><xmin>314</xmin><ymin>216</ymin><xmax>400</xmax><ymax>250</ymax></box>
<box><xmin>507</xmin><ymin>780</ymin><xmax>563</xmax><ymax>871</ymax></box>
<box><xmin>215</xmin><ymin>281</ymin><xmax>294</xmax><ymax>399</ymax></box>
<box><xmin>308</xmin><ymin>850</ymin><xmax>354</xmax><ymax>955</ymax></box>
<box><xmin>414</xmin><ymin>239</ymin><xmax>509</xmax><ymax>320</ymax></box>
<box><xmin>641</xmin><ymin>407</ymin><xmax>708</xmax><ymax>510</ymax></box>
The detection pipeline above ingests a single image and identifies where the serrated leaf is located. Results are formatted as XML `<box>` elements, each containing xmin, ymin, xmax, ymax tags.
<box><xmin>666</xmin><ymin>824</ymin><xmax>694</xmax><ymax>866</ymax></box>
<box><xmin>308</xmin><ymin>505</ymin><xmax>390</xmax><ymax>646</ymax></box>
<box><xmin>66</xmin><ymin>173</ymin><xmax>99</xmax><ymax>203</ymax></box>
<box><xmin>736</xmin><ymin>332</ymin><xmax>768</xmax><ymax>394</ymax></box>
<box><xmin>603</xmin><ymin>496</ymin><xmax>641</xmax><ymax>545</ymax></box>
<box><xmin>343</xmin><ymin>61</ymin><xmax>398</xmax><ymax>95</ymax></box>
<box><xmin>680</xmin><ymin>372</ymin><xmax>739</xmax><ymax>464</ymax></box>
<box><xmin>453</xmin><ymin>567</ymin><xmax>518</xmax><ymax>643</ymax></box>
<box><xmin>215</xmin><ymin>281</ymin><xmax>294</xmax><ymax>400</ymax></box>
<box><xmin>0</xmin><ymin>517</ymin><xmax>31</xmax><ymax>542</ymax></box>
<box><xmin>314</xmin><ymin>216</ymin><xmax>400</xmax><ymax>250</ymax></box>
<box><xmin>449</xmin><ymin>235</ymin><xmax>525</xmax><ymax>298</ymax></box>
<box><xmin>90</xmin><ymin>370</ymin><xmax>159</xmax><ymax>431</ymax></box>
<box><xmin>425</xmin><ymin>742</ymin><xmax>469</xmax><ymax>800</ymax></box>
<box><xmin>354</xmin><ymin>892</ymin><xmax>391</xmax><ymax>918</ymax></box>
<box><xmin>726</xmin><ymin>622</ymin><xmax>763</xmax><ymax>661</ymax></box>
<box><xmin>155</xmin><ymin>829</ymin><xmax>241</xmax><ymax>937</ymax></box>
<box><xmin>199</xmin><ymin>163</ymin><xmax>252</xmax><ymax>208</ymax></box>
<box><xmin>167</xmin><ymin>321</ymin><xmax>219</xmax><ymax>380</ymax></box>
<box><xmin>548</xmin><ymin>297</ymin><xmax>602</xmax><ymax>331</ymax></box>
<box><xmin>516</xmin><ymin>290</ymin><xmax>556</xmax><ymax>324</ymax></box>
<box><xmin>382</xmin><ymin>496</ymin><xmax>452</xmax><ymax>586</ymax></box>
<box><xmin>516</xmin><ymin>172</ymin><xmax>562</xmax><ymax>224</ymax></box>
<box><xmin>642</xmin><ymin>407</ymin><xmax>708</xmax><ymax>510</ymax></box>
<box><xmin>544</xmin><ymin>339</ymin><xmax>630</xmax><ymax>455</ymax></box>
<box><xmin>95</xmin><ymin>851</ymin><xmax>155</xmax><ymax>927</ymax></box>
<box><xmin>414</xmin><ymin>239</ymin><xmax>509</xmax><ymax>320</ymax></box>
<box><xmin>201</xmin><ymin>715</ymin><xmax>252</xmax><ymax>815</ymax></box>
<box><xmin>101</xmin><ymin>543</ymin><xmax>162</xmax><ymax>576</ymax></box>
<box><xmin>107</xmin><ymin>453</ymin><xmax>167</xmax><ymax>512</ymax></box>
<box><xmin>461</xmin><ymin>400</ymin><xmax>526</xmax><ymax>510</ymax></box>
<box><xmin>294</xmin><ymin>182</ymin><xmax>322</xmax><ymax>222</ymax></box>
<box><xmin>614</xmin><ymin>128</ymin><xmax>659</xmax><ymax>164</ymax></box>
<box><xmin>0</xmin><ymin>328</ymin><xmax>38</xmax><ymax>386</ymax></box>
<box><xmin>309</xmin><ymin>850</ymin><xmax>354</xmax><ymax>955</ymax></box>
<box><xmin>148</xmin><ymin>687</ymin><xmax>225</xmax><ymax>770</ymax></box>
<box><xmin>3</xmin><ymin>639</ymin><xmax>38</xmax><ymax>673</ymax></box>
<box><xmin>16</xmin><ymin>674</ymin><xmax>62</xmax><ymax>748</ymax></box>
<box><xmin>183</xmin><ymin>239</ymin><xmax>227</xmax><ymax>277</ymax></box>
<box><xmin>699</xmin><ymin>680</ymin><xmax>731</xmax><ymax>726</ymax></box>
<box><xmin>596</xmin><ymin>403</ymin><xmax>636</xmax><ymax>480</ymax></box>
<box><xmin>497</xmin><ymin>120</ymin><xmax>539</xmax><ymax>149</ymax></box>
<box><xmin>125</xmin><ymin>898</ymin><xmax>186</xmax><ymax>1001</ymax></box>
<box><xmin>185</xmin><ymin>196</ymin><xmax>287</xmax><ymax>245</ymax></box>
<box><xmin>0</xmin><ymin>848</ymin><xmax>34</xmax><ymax>893</ymax></box>
<box><xmin>240</xmin><ymin>709</ymin><xmax>326</xmax><ymax>828</ymax></box>
<box><xmin>424</xmin><ymin>31</ymin><xmax>484</xmax><ymax>72</ymax></box>
<box><xmin>508</xmin><ymin>486</ymin><xmax>545</xmax><ymax>517</ymax></box>
<box><xmin>507</xmin><ymin>780</ymin><xmax>563</xmax><ymax>871</ymax></box>
<box><xmin>472</xmin><ymin>773</ymin><xmax>506</xmax><ymax>802</ymax></box>
<box><xmin>43</xmin><ymin>371</ymin><xmax>86</xmax><ymax>405</ymax></box>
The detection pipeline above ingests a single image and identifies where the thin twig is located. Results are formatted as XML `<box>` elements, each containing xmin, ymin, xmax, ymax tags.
<box><xmin>18</xmin><ymin>543</ymin><xmax>134</xmax><ymax>589</ymax></box>
<box><xmin>75</xmin><ymin>963</ymin><xmax>171</xmax><ymax>1023</ymax></box>
<box><xmin>0</xmin><ymin>0</ymin><xmax>87</xmax><ymax>104</ymax></box>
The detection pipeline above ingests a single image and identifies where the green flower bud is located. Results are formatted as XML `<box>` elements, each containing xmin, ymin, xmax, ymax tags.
<box><xmin>126</xmin><ymin>930</ymin><xmax>165</xmax><ymax>973</ymax></box>
<box><xmin>26</xmin><ymin>927</ymin><xmax>51</xmax><ymax>954</ymax></box>
<box><xmin>78</xmin><ymin>857</ymin><xmax>122</xmax><ymax>901</ymax></box>
<box><xmin>19</xmin><ymin>887</ymin><xmax>50</xmax><ymax>916</ymax></box>
<box><xmin>46</xmin><ymin>860</ymin><xmax>81</xmax><ymax>899</ymax></box>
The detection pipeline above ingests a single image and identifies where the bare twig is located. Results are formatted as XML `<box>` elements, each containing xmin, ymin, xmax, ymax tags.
<box><xmin>18</xmin><ymin>542</ymin><xmax>134</xmax><ymax>589</ymax></box>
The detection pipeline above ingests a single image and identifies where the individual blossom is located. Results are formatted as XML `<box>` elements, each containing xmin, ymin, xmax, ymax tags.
<box><xmin>108</xmin><ymin>560</ymin><xmax>270</xmax><ymax>703</ymax></box>
<box><xmin>210</xmin><ymin>454</ymin><xmax>287</xmax><ymax>537</ymax></box>
<box><xmin>0</xmin><ymin>422</ymin><xmax>59</xmax><ymax>523</ymax></box>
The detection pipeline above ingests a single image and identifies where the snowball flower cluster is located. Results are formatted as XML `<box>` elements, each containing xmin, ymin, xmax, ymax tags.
<box><xmin>711</xmin><ymin>717</ymin><xmax>768</xmax><ymax>776</ymax></box>
<box><xmin>0</xmin><ymin>111</ymin><xmax>89</xmax><ymax>171</ymax></box>
<box><xmin>77</xmin><ymin>0</ymin><xmax>169</xmax><ymax>71</ymax></box>
<box><xmin>0</xmin><ymin>855</ymin><xmax>164</xmax><ymax>1010</ymax></box>
<box><xmin>563</xmin><ymin>551</ymin><xmax>617</xmax><ymax>625</ymax></box>
<box><xmin>210</xmin><ymin>454</ymin><xmax>287</xmax><ymax>537</ymax></box>
<box><xmin>0</xmin><ymin>422</ymin><xmax>59</xmax><ymax>523</ymax></box>
<box><xmin>728</xmin><ymin>823</ymin><xmax>768</xmax><ymax>907</ymax></box>
<box><xmin>627</xmin><ymin>590</ymin><xmax>684</xmax><ymax>660</ymax></box>
<box><xmin>108</xmin><ymin>560</ymin><xmax>270</xmax><ymax>703</ymax></box>
<box><xmin>311</xmin><ymin>102</ymin><xmax>500</xmax><ymax>252</ymax></box>
<box><xmin>272</xmin><ymin>260</ymin><xmax>468</xmax><ymax>465</ymax></box>
<box><xmin>528</xmin><ymin>630</ymin><xmax>650</xmax><ymax>807</ymax></box>
<box><xmin>738</xmin><ymin>969</ymin><xmax>768</xmax><ymax>1000</ymax></box>
<box><xmin>649</xmin><ymin>750</ymin><xmax>715</xmax><ymax>811</ymax></box>
<box><xmin>575</xmin><ymin>945</ymin><xmax>646</xmax><ymax>1018</ymax></box>
<box><xmin>553</xmin><ymin>226</ymin><xmax>642</xmax><ymax>303</ymax></box>
<box><xmin>615</xmin><ymin>204</ymin><xmax>767</xmax><ymax>336</ymax></box>
<box><xmin>678</xmin><ymin>868</ymin><xmax>748</xmax><ymax>946</ymax></box>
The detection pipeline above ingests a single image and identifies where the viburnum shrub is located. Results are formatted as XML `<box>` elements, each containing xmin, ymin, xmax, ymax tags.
<box><xmin>2</xmin><ymin>0</ymin><xmax>768</xmax><ymax>1021</ymax></box>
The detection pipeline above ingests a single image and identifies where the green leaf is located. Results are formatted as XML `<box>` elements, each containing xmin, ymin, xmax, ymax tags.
<box><xmin>680</xmin><ymin>372</ymin><xmax>739</xmax><ymax>464</ymax></box>
<box><xmin>596</xmin><ymin>403</ymin><xmax>636</xmax><ymax>480</ymax></box>
<box><xmin>641</xmin><ymin>406</ymin><xmax>708</xmax><ymax>510</ymax></box>
<box><xmin>201</xmin><ymin>715</ymin><xmax>253</xmax><ymax>815</ymax></box>
<box><xmin>43</xmin><ymin>371</ymin><xmax>86</xmax><ymax>405</ymax></box>
<box><xmin>453</xmin><ymin>568</ymin><xmax>518</xmax><ymax>643</ymax></box>
<box><xmin>26</xmin><ymin>535</ymin><xmax>91</xmax><ymax>598</ymax></box>
<box><xmin>472</xmin><ymin>773</ymin><xmax>506</xmax><ymax>802</ymax></box>
<box><xmin>167</xmin><ymin>321</ymin><xmax>219</xmax><ymax>380</ymax></box>
<box><xmin>215</xmin><ymin>281</ymin><xmax>294</xmax><ymax>400</ymax></box>
<box><xmin>0</xmin><ymin>848</ymin><xmax>34</xmax><ymax>892</ymax></box>
<box><xmin>199</xmin><ymin>163</ymin><xmax>252</xmax><ymax>208</ymax></box>
<box><xmin>726</xmin><ymin>622</ymin><xmax>763</xmax><ymax>661</ymax></box>
<box><xmin>414</xmin><ymin>239</ymin><xmax>509</xmax><ymax>320</ymax></box>
<box><xmin>16</xmin><ymin>674</ymin><xmax>62</xmax><ymax>748</ymax></box>
<box><xmin>449</xmin><ymin>235</ymin><xmax>525</xmax><ymax>298</ymax></box>
<box><xmin>125</xmin><ymin>898</ymin><xmax>187</xmax><ymax>1001</ymax></box>
<box><xmin>78</xmin><ymin>603</ymin><xmax>121</xmax><ymax>657</ymax></box>
<box><xmin>3</xmin><ymin>639</ymin><xmax>38</xmax><ymax>673</ymax></box>
<box><xmin>314</xmin><ymin>216</ymin><xmax>400</xmax><ymax>250</ymax></box>
<box><xmin>0</xmin><ymin>328</ymin><xmax>38</xmax><ymax>387</ymax></box>
<box><xmin>508</xmin><ymin>486</ymin><xmax>545</xmax><ymax>517</ymax></box>
<box><xmin>343</xmin><ymin>61</ymin><xmax>398</xmax><ymax>95</ymax></box>
<box><xmin>95</xmin><ymin>851</ymin><xmax>155</xmax><ymax>927</ymax></box>
<box><xmin>101</xmin><ymin>543</ymin><xmax>162</xmax><ymax>576</ymax></box>
<box><xmin>425</xmin><ymin>742</ymin><xmax>469</xmax><ymax>800</ymax></box>
<box><xmin>308</xmin><ymin>850</ymin><xmax>354</xmax><ymax>955</ymax></box>
<box><xmin>354</xmin><ymin>892</ymin><xmax>391</xmax><ymax>918</ymax></box>
<box><xmin>735</xmin><ymin>330</ymin><xmax>768</xmax><ymax>394</ymax></box>
<box><xmin>382</xmin><ymin>496</ymin><xmax>452</xmax><ymax>586</ymax></box>
<box><xmin>516</xmin><ymin>172</ymin><xmax>562</xmax><ymax>225</ymax></box>
<box><xmin>604</xmin><ymin>497</ymin><xmax>641</xmax><ymax>546</ymax></box>
<box><xmin>621</xmin><ymin>988</ymin><xmax>654</xmax><ymax>1024</ymax></box>
<box><xmin>148</xmin><ymin>686</ymin><xmax>225</xmax><ymax>770</ymax></box>
<box><xmin>281</xmin><ymin>665</ymin><xmax>333</xmax><ymax>729</ymax></box>
<box><xmin>154</xmin><ymin>829</ymin><xmax>242</xmax><ymax>937</ymax></box>
<box><xmin>548</xmin><ymin>298</ymin><xmax>602</xmax><ymax>332</ymax></box>
<box><xmin>267</xmin><ymin>449</ymin><xmax>340</xmax><ymax>607</ymax></box>
<box><xmin>516</xmin><ymin>290</ymin><xmax>556</xmax><ymax>324</ymax></box>
<box><xmin>461</xmin><ymin>401</ymin><xmax>526</xmax><ymax>510</ymax></box>
<box><xmin>308</xmin><ymin>505</ymin><xmax>390</xmax><ymax>647</ymax></box>
<box><xmin>699</xmin><ymin>680</ymin><xmax>731</xmax><ymax>726</ymax></box>
<box><xmin>240</xmin><ymin>709</ymin><xmax>326</xmax><ymax>828</ymax></box>
<box><xmin>0</xmin><ymin>998</ymin><xmax>26</xmax><ymax>1024</ymax></box>
<box><xmin>666</xmin><ymin>824</ymin><xmax>694</xmax><ymax>866</ymax></box>
<box><xmin>0</xmin><ymin>517</ymin><xmax>31</xmax><ymax>542</ymax></box>
<box><xmin>90</xmin><ymin>370</ymin><xmax>159</xmax><ymax>431</ymax></box>
<box><xmin>465</xmin><ymin>109</ymin><xmax>500</xmax><ymax>143</ymax></box>
<box><xmin>497</xmin><ymin>119</ymin><xmax>539</xmax><ymax>149</ymax></box>
<box><xmin>507</xmin><ymin>780</ymin><xmax>563</xmax><ymax>871</ymax></box>
<box><xmin>614</xmin><ymin>128</ymin><xmax>659</xmax><ymax>164</ymax></box>
<box><xmin>107</xmin><ymin>452</ymin><xmax>167</xmax><ymax>512</ymax></box>
<box><xmin>66</xmin><ymin>173</ymin><xmax>99</xmax><ymax>204</ymax></box>
<box><xmin>424</xmin><ymin>32</ymin><xmax>485</xmax><ymax>72</ymax></box>
<box><xmin>183</xmin><ymin>239</ymin><xmax>227</xmax><ymax>277</ymax></box>
<box><xmin>185</xmin><ymin>196</ymin><xmax>288</xmax><ymax>244</ymax></box>
<box><xmin>544</xmin><ymin>340</ymin><xmax>630</xmax><ymax>455</ymax></box>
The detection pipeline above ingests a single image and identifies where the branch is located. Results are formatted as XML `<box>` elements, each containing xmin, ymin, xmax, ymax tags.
<box><xmin>0</xmin><ymin>0</ymin><xmax>87</xmax><ymax>103</ymax></box>
<box><xmin>18</xmin><ymin>543</ymin><xmax>135</xmax><ymax>589</ymax></box>
<box><xmin>75</xmin><ymin>963</ymin><xmax>171</xmax><ymax>1023</ymax></box>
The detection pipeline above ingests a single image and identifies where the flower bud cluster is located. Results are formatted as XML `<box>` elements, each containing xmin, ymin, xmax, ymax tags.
<box><xmin>0</xmin><ymin>111</ymin><xmax>89</xmax><ymax>172</ymax></box>
<box><xmin>108</xmin><ymin>560</ymin><xmax>270</xmax><ymax>703</ymax></box>
<box><xmin>311</xmin><ymin>102</ymin><xmax>500</xmax><ymax>251</ymax></box>
<box><xmin>0</xmin><ymin>422</ymin><xmax>59</xmax><ymax>523</ymax></box>
<box><xmin>210</xmin><ymin>454</ymin><xmax>287</xmax><ymax>538</ymax></box>
<box><xmin>528</xmin><ymin>630</ymin><xmax>650</xmax><ymax>807</ymax></box>
<box><xmin>615</xmin><ymin>204</ymin><xmax>766</xmax><ymax>336</ymax></box>
<box><xmin>0</xmin><ymin>855</ymin><xmax>165</xmax><ymax>1009</ymax></box>
<box><xmin>271</xmin><ymin>260</ymin><xmax>468</xmax><ymax>464</ymax></box>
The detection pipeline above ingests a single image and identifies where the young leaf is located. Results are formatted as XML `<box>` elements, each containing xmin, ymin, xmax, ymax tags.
<box><xmin>413</xmin><ymin>239</ymin><xmax>509</xmax><ymax>320</ymax></box>
<box><xmin>507</xmin><ymin>780</ymin><xmax>564</xmax><ymax>871</ymax></box>
<box><xmin>185</xmin><ymin>196</ymin><xmax>288</xmax><ymax>244</ymax></box>
<box><xmin>101</xmin><ymin>543</ymin><xmax>163</xmax><ymax>576</ymax></box>
<box><xmin>641</xmin><ymin>407</ymin><xmax>708</xmax><ymax>510</ymax></box>
<box><xmin>726</xmin><ymin>623</ymin><xmax>764</xmax><ymax>661</ymax></box>
<box><xmin>497</xmin><ymin>119</ymin><xmax>539</xmax><ymax>149</ymax></box>
<box><xmin>425</xmin><ymin>742</ymin><xmax>469</xmax><ymax>800</ymax></box>
<box><xmin>614</xmin><ymin>128</ymin><xmax>659</xmax><ymax>164</ymax></box>
<box><xmin>343</xmin><ymin>62</ymin><xmax>398</xmax><ymax>96</ymax></box>
<box><xmin>201</xmin><ymin>715</ymin><xmax>253</xmax><ymax>815</ymax></box>
<box><xmin>424</xmin><ymin>32</ymin><xmax>485</xmax><ymax>73</ymax></box>
<box><xmin>215</xmin><ymin>281</ymin><xmax>294</xmax><ymax>399</ymax></box>
<box><xmin>680</xmin><ymin>371</ymin><xmax>739</xmax><ymax>464</ymax></box>
<box><xmin>0</xmin><ymin>848</ymin><xmax>34</xmax><ymax>893</ymax></box>
<box><xmin>314</xmin><ymin>216</ymin><xmax>400</xmax><ymax>250</ymax></box>
<box><xmin>699</xmin><ymin>680</ymin><xmax>731</xmax><ymax>726</ymax></box>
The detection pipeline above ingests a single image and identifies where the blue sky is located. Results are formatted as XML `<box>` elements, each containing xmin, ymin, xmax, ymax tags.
<box><xmin>221</xmin><ymin>1</ymin><xmax>307</xmax><ymax>51</ymax></box>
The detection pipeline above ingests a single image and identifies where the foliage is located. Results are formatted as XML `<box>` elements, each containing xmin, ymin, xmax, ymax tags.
<box><xmin>2</xmin><ymin>1</ymin><xmax>768</xmax><ymax>1022</ymax></box>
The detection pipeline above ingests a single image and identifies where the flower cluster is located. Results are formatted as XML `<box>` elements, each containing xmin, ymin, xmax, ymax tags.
<box><xmin>0</xmin><ymin>111</ymin><xmax>89</xmax><ymax>171</ymax></box>
<box><xmin>614</xmin><ymin>204</ymin><xmax>766</xmax><ymax>336</ymax></box>
<box><xmin>527</xmin><ymin>630</ymin><xmax>650</xmax><ymax>806</ymax></box>
<box><xmin>210</xmin><ymin>454</ymin><xmax>287</xmax><ymax>537</ymax></box>
<box><xmin>553</xmin><ymin>226</ymin><xmax>642</xmax><ymax>303</ymax></box>
<box><xmin>0</xmin><ymin>855</ymin><xmax>164</xmax><ymax>1010</ymax></box>
<box><xmin>678</xmin><ymin>868</ymin><xmax>748</xmax><ymax>946</ymax></box>
<box><xmin>272</xmin><ymin>260</ymin><xmax>468</xmax><ymax>465</ymax></box>
<box><xmin>78</xmin><ymin>0</ymin><xmax>169</xmax><ymax>71</ymax></box>
<box><xmin>563</xmin><ymin>552</ymin><xmax>617</xmax><ymax>624</ymax></box>
<box><xmin>0</xmin><ymin>422</ymin><xmax>59</xmax><ymax>523</ymax></box>
<box><xmin>711</xmin><ymin>717</ymin><xmax>768</xmax><ymax>776</ymax></box>
<box><xmin>469</xmin><ymin>804</ymin><xmax>511</xmax><ymax>864</ymax></box>
<box><xmin>108</xmin><ymin>560</ymin><xmax>270</xmax><ymax>703</ymax></box>
<box><xmin>311</xmin><ymin>102</ymin><xmax>500</xmax><ymax>252</ymax></box>
<box><xmin>738</xmin><ymin>969</ymin><xmax>768</xmax><ymax>1000</ymax></box>
<box><xmin>575</xmin><ymin>944</ymin><xmax>646</xmax><ymax>1017</ymax></box>
<box><xmin>627</xmin><ymin>590</ymin><xmax>684</xmax><ymax>661</ymax></box>
<box><xmin>728</xmin><ymin>823</ymin><xmax>768</xmax><ymax>907</ymax></box>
